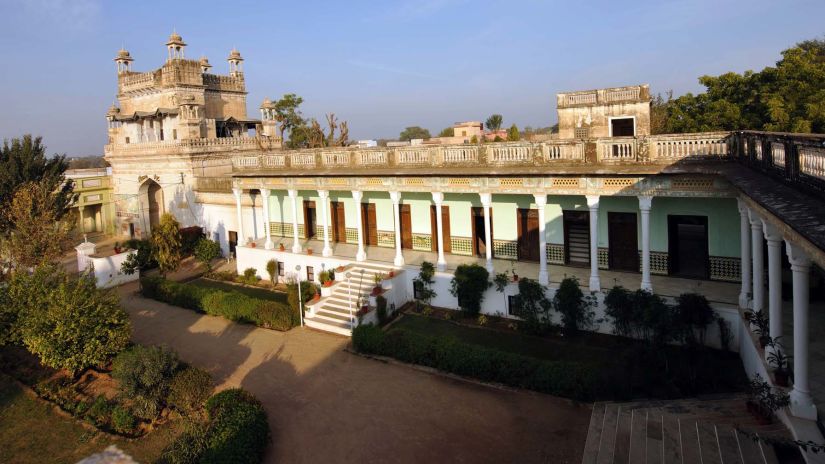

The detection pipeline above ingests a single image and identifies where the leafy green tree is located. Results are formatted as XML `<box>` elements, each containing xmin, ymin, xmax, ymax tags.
<box><xmin>2</xmin><ymin>181</ymin><xmax>76</xmax><ymax>270</ymax></box>
<box><xmin>449</xmin><ymin>264</ymin><xmax>491</xmax><ymax>316</ymax></box>
<box><xmin>18</xmin><ymin>270</ymin><xmax>131</xmax><ymax>375</ymax></box>
<box><xmin>113</xmin><ymin>344</ymin><xmax>179</xmax><ymax>410</ymax></box>
<box><xmin>658</xmin><ymin>38</ymin><xmax>825</xmax><ymax>133</ymax></box>
<box><xmin>273</xmin><ymin>94</ymin><xmax>305</xmax><ymax>141</ymax></box>
<box><xmin>552</xmin><ymin>277</ymin><xmax>594</xmax><ymax>334</ymax></box>
<box><xmin>413</xmin><ymin>261</ymin><xmax>437</xmax><ymax>310</ymax></box>
<box><xmin>0</xmin><ymin>265</ymin><xmax>59</xmax><ymax>346</ymax></box>
<box><xmin>507</xmin><ymin>124</ymin><xmax>520</xmax><ymax>141</ymax></box>
<box><xmin>194</xmin><ymin>238</ymin><xmax>222</xmax><ymax>272</ymax></box>
<box><xmin>485</xmin><ymin>114</ymin><xmax>503</xmax><ymax>132</ymax></box>
<box><xmin>152</xmin><ymin>213</ymin><xmax>183</xmax><ymax>277</ymax></box>
<box><xmin>438</xmin><ymin>127</ymin><xmax>454</xmax><ymax>137</ymax></box>
<box><xmin>470</xmin><ymin>135</ymin><xmax>479</xmax><ymax>144</ymax></box>
<box><xmin>0</xmin><ymin>135</ymin><xmax>76</xmax><ymax>235</ymax></box>
<box><xmin>399</xmin><ymin>126</ymin><xmax>431</xmax><ymax>141</ymax></box>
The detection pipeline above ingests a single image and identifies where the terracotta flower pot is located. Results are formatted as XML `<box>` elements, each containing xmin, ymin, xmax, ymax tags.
<box><xmin>512</xmin><ymin>274</ymin><xmax>519</xmax><ymax>282</ymax></box>
<box><xmin>388</xmin><ymin>271</ymin><xmax>395</xmax><ymax>278</ymax></box>
<box><xmin>307</xmin><ymin>248</ymin><xmax>313</xmax><ymax>255</ymax></box>
<box><xmin>278</xmin><ymin>244</ymin><xmax>285</xmax><ymax>251</ymax></box>
<box><xmin>250</xmin><ymin>242</ymin><xmax>257</xmax><ymax>248</ymax></box>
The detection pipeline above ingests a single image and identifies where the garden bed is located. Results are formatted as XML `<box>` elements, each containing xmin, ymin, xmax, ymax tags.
<box><xmin>187</xmin><ymin>276</ymin><xmax>288</xmax><ymax>303</ymax></box>
<box><xmin>361</xmin><ymin>313</ymin><xmax>748</xmax><ymax>401</ymax></box>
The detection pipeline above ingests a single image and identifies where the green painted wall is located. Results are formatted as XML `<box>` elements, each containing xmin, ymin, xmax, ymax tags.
<box><xmin>648</xmin><ymin>196</ymin><xmax>740</xmax><ymax>257</ymax></box>
<box><xmin>443</xmin><ymin>193</ymin><xmax>474</xmax><ymax>237</ymax></box>
<box><xmin>400</xmin><ymin>192</ymin><xmax>433</xmax><ymax>234</ymax></box>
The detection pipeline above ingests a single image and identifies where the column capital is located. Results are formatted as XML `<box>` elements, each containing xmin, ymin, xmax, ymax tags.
<box><xmin>317</xmin><ymin>189</ymin><xmax>329</xmax><ymax>199</ymax></box>
<box><xmin>586</xmin><ymin>195</ymin><xmax>600</xmax><ymax>209</ymax></box>
<box><xmin>748</xmin><ymin>208</ymin><xmax>763</xmax><ymax>226</ymax></box>
<box><xmin>533</xmin><ymin>193</ymin><xmax>547</xmax><ymax>207</ymax></box>
<box><xmin>352</xmin><ymin>190</ymin><xmax>363</xmax><ymax>201</ymax></box>
<box><xmin>287</xmin><ymin>189</ymin><xmax>298</xmax><ymax>198</ymax></box>
<box><xmin>737</xmin><ymin>197</ymin><xmax>749</xmax><ymax>214</ymax></box>
<box><xmin>431</xmin><ymin>192</ymin><xmax>444</xmax><ymax>204</ymax></box>
<box><xmin>761</xmin><ymin>220</ymin><xmax>782</xmax><ymax>242</ymax></box>
<box><xmin>389</xmin><ymin>191</ymin><xmax>402</xmax><ymax>203</ymax></box>
<box><xmin>479</xmin><ymin>192</ymin><xmax>492</xmax><ymax>207</ymax></box>
<box><xmin>232</xmin><ymin>187</ymin><xmax>242</xmax><ymax>198</ymax></box>
<box><xmin>785</xmin><ymin>240</ymin><xmax>812</xmax><ymax>270</ymax></box>
<box><xmin>638</xmin><ymin>195</ymin><xmax>652</xmax><ymax>211</ymax></box>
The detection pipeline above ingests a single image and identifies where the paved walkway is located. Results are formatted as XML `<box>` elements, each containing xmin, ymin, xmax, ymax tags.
<box><xmin>118</xmin><ymin>282</ymin><xmax>590</xmax><ymax>463</ymax></box>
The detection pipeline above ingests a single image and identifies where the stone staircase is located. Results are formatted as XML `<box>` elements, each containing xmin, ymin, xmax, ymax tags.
<box><xmin>581</xmin><ymin>395</ymin><xmax>796</xmax><ymax>464</ymax></box>
<box><xmin>304</xmin><ymin>261</ymin><xmax>397</xmax><ymax>336</ymax></box>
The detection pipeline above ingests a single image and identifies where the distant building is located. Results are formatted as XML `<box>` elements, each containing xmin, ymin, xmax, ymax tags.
<box><xmin>65</xmin><ymin>167</ymin><xmax>116</xmax><ymax>236</ymax></box>
<box><xmin>556</xmin><ymin>84</ymin><xmax>651</xmax><ymax>139</ymax></box>
<box><xmin>355</xmin><ymin>139</ymin><xmax>377</xmax><ymax>148</ymax></box>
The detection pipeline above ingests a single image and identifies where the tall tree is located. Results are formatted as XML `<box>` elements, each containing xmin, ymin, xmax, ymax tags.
<box><xmin>2</xmin><ymin>181</ymin><xmax>76</xmax><ymax>270</ymax></box>
<box><xmin>657</xmin><ymin>38</ymin><xmax>825</xmax><ymax>133</ymax></box>
<box><xmin>151</xmin><ymin>213</ymin><xmax>182</xmax><ymax>277</ymax></box>
<box><xmin>0</xmin><ymin>135</ymin><xmax>76</xmax><ymax>235</ymax></box>
<box><xmin>438</xmin><ymin>127</ymin><xmax>454</xmax><ymax>137</ymax></box>
<box><xmin>399</xmin><ymin>126</ymin><xmax>431</xmax><ymax>141</ymax></box>
<box><xmin>273</xmin><ymin>94</ymin><xmax>305</xmax><ymax>141</ymax></box>
<box><xmin>507</xmin><ymin>124</ymin><xmax>520</xmax><ymax>141</ymax></box>
<box><xmin>486</xmin><ymin>114</ymin><xmax>503</xmax><ymax>132</ymax></box>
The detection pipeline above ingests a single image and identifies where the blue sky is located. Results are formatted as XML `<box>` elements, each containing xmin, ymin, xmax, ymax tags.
<box><xmin>1</xmin><ymin>0</ymin><xmax>824</xmax><ymax>156</ymax></box>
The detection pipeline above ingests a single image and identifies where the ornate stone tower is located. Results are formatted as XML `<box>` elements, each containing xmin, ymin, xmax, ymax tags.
<box><xmin>114</xmin><ymin>48</ymin><xmax>133</xmax><ymax>75</ymax></box>
<box><xmin>227</xmin><ymin>48</ymin><xmax>244</xmax><ymax>77</ymax></box>
<box><xmin>166</xmin><ymin>30</ymin><xmax>186</xmax><ymax>61</ymax></box>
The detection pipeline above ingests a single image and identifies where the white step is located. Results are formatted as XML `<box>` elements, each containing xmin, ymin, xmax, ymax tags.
<box><xmin>305</xmin><ymin>316</ymin><xmax>352</xmax><ymax>336</ymax></box>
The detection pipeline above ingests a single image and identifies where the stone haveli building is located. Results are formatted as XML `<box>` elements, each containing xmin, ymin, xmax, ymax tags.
<box><xmin>105</xmin><ymin>33</ymin><xmax>825</xmax><ymax>451</ymax></box>
<box><xmin>66</xmin><ymin>167</ymin><xmax>116</xmax><ymax>236</ymax></box>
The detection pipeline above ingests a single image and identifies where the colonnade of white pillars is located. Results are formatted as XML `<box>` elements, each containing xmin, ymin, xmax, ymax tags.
<box><xmin>737</xmin><ymin>199</ymin><xmax>817</xmax><ymax>420</ymax></box>
<box><xmin>234</xmin><ymin>188</ymin><xmax>658</xmax><ymax>293</ymax></box>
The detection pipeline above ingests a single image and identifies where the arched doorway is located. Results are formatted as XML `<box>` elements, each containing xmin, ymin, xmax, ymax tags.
<box><xmin>139</xmin><ymin>179</ymin><xmax>164</xmax><ymax>232</ymax></box>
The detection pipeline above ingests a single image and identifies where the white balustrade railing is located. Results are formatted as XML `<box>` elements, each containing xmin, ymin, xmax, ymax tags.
<box><xmin>323</xmin><ymin>152</ymin><xmax>350</xmax><ymax>166</ymax></box>
<box><xmin>597</xmin><ymin>138</ymin><xmax>636</xmax><ymax>161</ymax></box>
<box><xmin>359</xmin><ymin>151</ymin><xmax>388</xmax><ymax>165</ymax></box>
<box><xmin>443</xmin><ymin>147</ymin><xmax>478</xmax><ymax>163</ymax></box>
<box><xmin>566</xmin><ymin>93</ymin><xmax>597</xmax><ymax>105</ymax></box>
<box><xmin>545</xmin><ymin>143</ymin><xmax>584</xmax><ymax>160</ymax></box>
<box><xmin>606</xmin><ymin>88</ymin><xmax>640</xmax><ymax>102</ymax></box>
<box><xmin>650</xmin><ymin>133</ymin><xmax>728</xmax><ymax>160</ymax></box>
<box><xmin>800</xmin><ymin>146</ymin><xmax>825</xmax><ymax>180</ymax></box>
<box><xmin>771</xmin><ymin>142</ymin><xmax>786</xmax><ymax>168</ymax></box>
<box><xmin>261</xmin><ymin>154</ymin><xmax>285</xmax><ymax>168</ymax></box>
<box><xmin>233</xmin><ymin>156</ymin><xmax>259</xmax><ymax>169</ymax></box>
<box><xmin>489</xmin><ymin>145</ymin><xmax>531</xmax><ymax>163</ymax></box>
<box><xmin>755</xmin><ymin>142</ymin><xmax>763</xmax><ymax>161</ymax></box>
<box><xmin>290</xmin><ymin>153</ymin><xmax>316</xmax><ymax>167</ymax></box>
<box><xmin>396</xmin><ymin>149</ymin><xmax>430</xmax><ymax>165</ymax></box>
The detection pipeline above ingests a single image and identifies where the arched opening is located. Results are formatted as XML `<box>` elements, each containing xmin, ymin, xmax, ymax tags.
<box><xmin>139</xmin><ymin>179</ymin><xmax>164</xmax><ymax>232</ymax></box>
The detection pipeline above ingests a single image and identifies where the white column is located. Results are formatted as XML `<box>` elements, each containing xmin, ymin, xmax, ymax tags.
<box><xmin>785</xmin><ymin>240</ymin><xmax>816</xmax><ymax>420</ymax></box>
<box><xmin>534</xmin><ymin>194</ymin><xmax>548</xmax><ymax>285</ymax></box>
<box><xmin>762</xmin><ymin>220</ymin><xmax>783</xmax><ymax>355</ymax></box>
<box><xmin>261</xmin><ymin>188</ymin><xmax>272</xmax><ymax>249</ymax></box>
<box><xmin>318</xmin><ymin>190</ymin><xmax>332</xmax><ymax>257</ymax></box>
<box><xmin>232</xmin><ymin>187</ymin><xmax>245</xmax><ymax>246</ymax></box>
<box><xmin>586</xmin><ymin>195</ymin><xmax>600</xmax><ymax>292</ymax></box>
<box><xmin>638</xmin><ymin>195</ymin><xmax>653</xmax><ymax>292</ymax></box>
<box><xmin>480</xmin><ymin>193</ymin><xmax>493</xmax><ymax>272</ymax></box>
<box><xmin>748</xmin><ymin>209</ymin><xmax>764</xmax><ymax>313</ymax></box>
<box><xmin>432</xmin><ymin>192</ymin><xmax>447</xmax><ymax>271</ymax></box>
<box><xmin>287</xmin><ymin>189</ymin><xmax>301</xmax><ymax>253</ymax></box>
<box><xmin>737</xmin><ymin>199</ymin><xmax>752</xmax><ymax>308</ymax></box>
<box><xmin>353</xmin><ymin>190</ymin><xmax>366</xmax><ymax>261</ymax></box>
<box><xmin>390</xmin><ymin>191</ymin><xmax>404</xmax><ymax>266</ymax></box>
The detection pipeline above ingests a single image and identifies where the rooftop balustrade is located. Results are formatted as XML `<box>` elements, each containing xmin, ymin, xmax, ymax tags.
<box><xmin>732</xmin><ymin>130</ymin><xmax>825</xmax><ymax>194</ymax></box>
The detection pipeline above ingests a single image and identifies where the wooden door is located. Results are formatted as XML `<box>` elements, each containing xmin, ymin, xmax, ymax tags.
<box><xmin>608</xmin><ymin>212</ymin><xmax>639</xmax><ymax>271</ymax></box>
<box><xmin>361</xmin><ymin>203</ymin><xmax>377</xmax><ymax>246</ymax></box>
<box><xmin>517</xmin><ymin>208</ymin><xmax>540</xmax><ymax>262</ymax></box>
<box><xmin>303</xmin><ymin>200</ymin><xmax>316</xmax><ymax>239</ymax></box>
<box><xmin>471</xmin><ymin>207</ymin><xmax>493</xmax><ymax>257</ymax></box>
<box><xmin>331</xmin><ymin>201</ymin><xmax>346</xmax><ymax>243</ymax></box>
<box><xmin>400</xmin><ymin>204</ymin><xmax>412</xmax><ymax>249</ymax></box>
<box><xmin>430</xmin><ymin>205</ymin><xmax>451</xmax><ymax>253</ymax></box>
<box><xmin>563</xmin><ymin>210</ymin><xmax>590</xmax><ymax>266</ymax></box>
<box><xmin>228</xmin><ymin>231</ymin><xmax>237</xmax><ymax>254</ymax></box>
<box><xmin>668</xmin><ymin>215</ymin><xmax>709</xmax><ymax>279</ymax></box>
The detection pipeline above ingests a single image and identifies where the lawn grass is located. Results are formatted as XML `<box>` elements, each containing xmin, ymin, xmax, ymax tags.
<box><xmin>0</xmin><ymin>373</ymin><xmax>181</xmax><ymax>464</ymax></box>
<box><xmin>189</xmin><ymin>277</ymin><xmax>288</xmax><ymax>303</ymax></box>
<box><xmin>391</xmin><ymin>314</ymin><xmax>748</xmax><ymax>400</ymax></box>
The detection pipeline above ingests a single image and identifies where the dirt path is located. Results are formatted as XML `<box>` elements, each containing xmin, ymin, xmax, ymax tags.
<box><xmin>119</xmin><ymin>282</ymin><xmax>590</xmax><ymax>463</ymax></box>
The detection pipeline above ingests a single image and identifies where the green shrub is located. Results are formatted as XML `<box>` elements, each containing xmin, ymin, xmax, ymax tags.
<box><xmin>552</xmin><ymin>277</ymin><xmax>595</xmax><ymax>334</ymax></box>
<box><xmin>130</xmin><ymin>395</ymin><xmax>159</xmax><ymax>421</ymax></box>
<box><xmin>179</xmin><ymin>226</ymin><xmax>205</xmax><ymax>256</ymax></box>
<box><xmin>194</xmin><ymin>238</ymin><xmax>222</xmax><ymax>272</ymax></box>
<box><xmin>87</xmin><ymin>394</ymin><xmax>112</xmax><ymax>426</ymax></box>
<box><xmin>160</xmin><ymin>421</ymin><xmax>208</xmax><ymax>464</ymax></box>
<box><xmin>287</xmin><ymin>281</ymin><xmax>319</xmax><ymax>316</ymax></box>
<box><xmin>202</xmin><ymin>388</ymin><xmax>270</xmax><ymax>464</ymax></box>
<box><xmin>352</xmin><ymin>325</ymin><xmax>595</xmax><ymax>400</ymax></box>
<box><xmin>265</xmin><ymin>259</ymin><xmax>278</xmax><ymax>285</ymax></box>
<box><xmin>675</xmin><ymin>292</ymin><xmax>716</xmax><ymax>345</ymax></box>
<box><xmin>111</xmin><ymin>406</ymin><xmax>137</xmax><ymax>434</ymax></box>
<box><xmin>168</xmin><ymin>367</ymin><xmax>214</xmax><ymax>414</ymax></box>
<box><xmin>123</xmin><ymin>239</ymin><xmax>157</xmax><ymax>270</ymax></box>
<box><xmin>237</xmin><ymin>268</ymin><xmax>259</xmax><ymax>285</ymax></box>
<box><xmin>604</xmin><ymin>286</ymin><xmax>635</xmax><ymax>338</ymax></box>
<box><xmin>449</xmin><ymin>264</ymin><xmax>491</xmax><ymax>316</ymax></box>
<box><xmin>140</xmin><ymin>276</ymin><xmax>297</xmax><ymax>331</ymax></box>
<box><xmin>376</xmin><ymin>295</ymin><xmax>388</xmax><ymax>324</ymax></box>
<box><xmin>112</xmin><ymin>345</ymin><xmax>179</xmax><ymax>409</ymax></box>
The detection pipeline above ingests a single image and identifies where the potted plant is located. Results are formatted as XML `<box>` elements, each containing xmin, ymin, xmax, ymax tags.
<box><xmin>312</xmin><ymin>291</ymin><xmax>321</xmax><ymax>301</ymax></box>
<box><xmin>767</xmin><ymin>339</ymin><xmax>792</xmax><ymax>387</ymax></box>
<box><xmin>278</xmin><ymin>243</ymin><xmax>285</xmax><ymax>252</ymax></box>
<box><xmin>337</xmin><ymin>265</ymin><xmax>345</xmax><ymax>272</ymax></box>
<box><xmin>306</xmin><ymin>247</ymin><xmax>313</xmax><ymax>255</ymax></box>
<box><xmin>388</xmin><ymin>270</ymin><xmax>395</xmax><ymax>278</ymax></box>
<box><xmin>746</xmin><ymin>374</ymin><xmax>790</xmax><ymax>425</ymax></box>
<box><xmin>746</xmin><ymin>310</ymin><xmax>771</xmax><ymax>348</ymax></box>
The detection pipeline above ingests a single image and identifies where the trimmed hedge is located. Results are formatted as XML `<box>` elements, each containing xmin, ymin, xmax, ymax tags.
<box><xmin>353</xmin><ymin>324</ymin><xmax>595</xmax><ymax>400</ymax></box>
<box><xmin>201</xmin><ymin>388</ymin><xmax>270</xmax><ymax>464</ymax></box>
<box><xmin>141</xmin><ymin>276</ymin><xmax>298</xmax><ymax>331</ymax></box>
